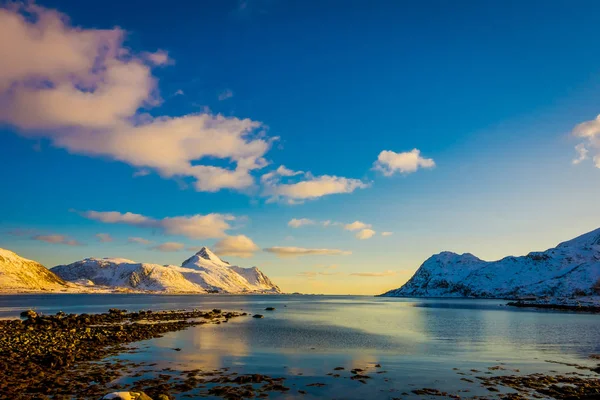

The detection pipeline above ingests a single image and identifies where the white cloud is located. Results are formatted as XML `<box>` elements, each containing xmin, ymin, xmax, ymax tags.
<box><xmin>128</xmin><ymin>237</ymin><xmax>153</xmax><ymax>245</ymax></box>
<box><xmin>80</xmin><ymin>210</ymin><xmax>234</xmax><ymax>239</ymax></box>
<box><xmin>143</xmin><ymin>50</ymin><xmax>172</xmax><ymax>66</ymax></box>
<box><xmin>373</xmin><ymin>149</ymin><xmax>435</xmax><ymax>176</ymax></box>
<box><xmin>32</xmin><ymin>234</ymin><xmax>81</xmax><ymax>246</ymax></box>
<box><xmin>95</xmin><ymin>233</ymin><xmax>113</xmax><ymax>243</ymax></box>
<box><xmin>0</xmin><ymin>4</ymin><xmax>272</xmax><ymax>193</ymax></box>
<box><xmin>264</xmin><ymin>246</ymin><xmax>351</xmax><ymax>258</ymax></box>
<box><xmin>344</xmin><ymin>221</ymin><xmax>371</xmax><ymax>231</ymax></box>
<box><xmin>173</xmin><ymin>89</ymin><xmax>185</xmax><ymax>96</ymax></box>
<box><xmin>355</xmin><ymin>228</ymin><xmax>376</xmax><ymax>240</ymax></box>
<box><xmin>349</xmin><ymin>270</ymin><xmax>397</xmax><ymax>277</ymax></box>
<box><xmin>214</xmin><ymin>234</ymin><xmax>259</xmax><ymax>258</ymax></box>
<box><xmin>152</xmin><ymin>242</ymin><xmax>185</xmax><ymax>252</ymax></box>
<box><xmin>381</xmin><ymin>231</ymin><xmax>393</xmax><ymax>236</ymax></box>
<box><xmin>572</xmin><ymin>114</ymin><xmax>600</xmax><ymax>168</ymax></box>
<box><xmin>288</xmin><ymin>218</ymin><xmax>316</xmax><ymax>228</ymax></box>
<box><xmin>133</xmin><ymin>169</ymin><xmax>151</xmax><ymax>177</ymax></box>
<box><xmin>572</xmin><ymin>143</ymin><xmax>589</xmax><ymax>165</ymax></box>
<box><xmin>218</xmin><ymin>89</ymin><xmax>234</xmax><ymax>101</ymax></box>
<box><xmin>262</xmin><ymin>165</ymin><xmax>369</xmax><ymax>204</ymax></box>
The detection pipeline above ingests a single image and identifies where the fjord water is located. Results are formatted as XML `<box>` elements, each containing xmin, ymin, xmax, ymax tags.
<box><xmin>1</xmin><ymin>295</ymin><xmax>598</xmax><ymax>398</ymax></box>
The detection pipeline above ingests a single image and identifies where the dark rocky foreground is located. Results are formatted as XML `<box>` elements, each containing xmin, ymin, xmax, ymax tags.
<box><xmin>1</xmin><ymin>308</ymin><xmax>600</xmax><ymax>400</ymax></box>
<box><xmin>0</xmin><ymin>308</ymin><xmax>253</xmax><ymax>399</ymax></box>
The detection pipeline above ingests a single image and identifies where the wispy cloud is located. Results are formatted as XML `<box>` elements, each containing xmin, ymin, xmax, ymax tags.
<box><xmin>7</xmin><ymin>228</ymin><xmax>38</xmax><ymax>236</ymax></box>
<box><xmin>142</xmin><ymin>49</ymin><xmax>173</xmax><ymax>66</ymax></box>
<box><xmin>32</xmin><ymin>234</ymin><xmax>82</xmax><ymax>246</ymax></box>
<box><xmin>79</xmin><ymin>210</ymin><xmax>234</xmax><ymax>239</ymax></box>
<box><xmin>571</xmin><ymin>114</ymin><xmax>600</xmax><ymax>168</ymax></box>
<box><xmin>349</xmin><ymin>270</ymin><xmax>397</xmax><ymax>277</ymax></box>
<box><xmin>288</xmin><ymin>218</ymin><xmax>316</xmax><ymax>228</ymax></box>
<box><xmin>297</xmin><ymin>270</ymin><xmax>342</xmax><ymax>279</ymax></box>
<box><xmin>373</xmin><ymin>149</ymin><xmax>435</xmax><ymax>176</ymax></box>
<box><xmin>572</xmin><ymin>143</ymin><xmax>589</xmax><ymax>165</ymax></box>
<box><xmin>128</xmin><ymin>237</ymin><xmax>153</xmax><ymax>245</ymax></box>
<box><xmin>218</xmin><ymin>88</ymin><xmax>234</xmax><ymax>101</ymax></box>
<box><xmin>381</xmin><ymin>231</ymin><xmax>393</xmax><ymax>236</ymax></box>
<box><xmin>95</xmin><ymin>233</ymin><xmax>113</xmax><ymax>243</ymax></box>
<box><xmin>152</xmin><ymin>242</ymin><xmax>185</xmax><ymax>252</ymax></box>
<box><xmin>264</xmin><ymin>246</ymin><xmax>351</xmax><ymax>258</ymax></box>
<box><xmin>133</xmin><ymin>169</ymin><xmax>151</xmax><ymax>178</ymax></box>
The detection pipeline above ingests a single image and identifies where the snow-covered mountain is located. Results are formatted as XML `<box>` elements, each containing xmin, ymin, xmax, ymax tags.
<box><xmin>52</xmin><ymin>258</ymin><xmax>206</xmax><ymax>293</ymax></box>
<box><xmin>168</xmin><ymin>247</ymin><xmax>280</xmax><ymax>293</ymax></box>
<box><xmin>0</xmin><ymin>248</ymin><xmax>68</xmax><ymax>291</ymax></box>
<box><xmin>52</xmin><ymin>247</ymin><xmax>281</xmax><ymax>294</ymax></box>
<box><xmin>381</xmin><ymin>228</ymin><xmax>600</xmax><ymax>299</ymax></box>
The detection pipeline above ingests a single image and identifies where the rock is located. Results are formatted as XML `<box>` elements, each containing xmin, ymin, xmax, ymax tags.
<box><xmin>253</xmin><ymin>314</ymin><xmax>264</xmax><ymax>318</ymax></box>
<box><xmin>265</xmin><ymin>307</ymin><xmax>276</xmax><ymax>311</ymax></box>
<box><xmin>156</xmin><ymin>395</ymin><xmax>171</xmax><ymax>400</ymax></box>
<box><xmin>212</xmin><ymin>309</ymin><xmax>222</xmax><ymax>314</ymax></box>
<box><xmin>101</xmin><ymin>391</ymin><xmax>153</xmax><ymax>400</ymax></box>
<box><xmin>20</xmin><ymin>310</ymin><xmax>38</xmax><ymax>319</ymax></box>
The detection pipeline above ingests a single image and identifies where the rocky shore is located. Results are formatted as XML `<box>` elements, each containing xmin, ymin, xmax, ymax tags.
<box><xmin>0</xmin><ymin>308</ymin><xmax>247</xmax><ymax>399</ymax></box>
<box><xmin>506</xmin><ymin>296</ymin><xmax>600</xmax><ymax>313</ymax></box>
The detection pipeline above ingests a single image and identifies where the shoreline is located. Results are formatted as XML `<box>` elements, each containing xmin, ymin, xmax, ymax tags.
<box><xmin>506</xmin><ymin>301</ymin><xmax>600</xmax><ymax>313</ymax></box>
<box><xmin>1</xmin><ymin>308</ymin><xmax>599</xmax><ymax>399</ymax></box>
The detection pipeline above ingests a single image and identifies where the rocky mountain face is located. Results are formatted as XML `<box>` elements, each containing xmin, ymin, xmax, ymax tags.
<box><xmin>52</xmin><ymin>247</ymin><xmax>281</xmax><ymax>294</ymax></box>
<box><xmin>0</xmin><ymin>248</ymin><xmax>68</xmax><ymax>292</ymax></box>
<box><xmin>381</xmin><ymin>228</ymin><xmax>600</xmax><ymax>299</ymax></box>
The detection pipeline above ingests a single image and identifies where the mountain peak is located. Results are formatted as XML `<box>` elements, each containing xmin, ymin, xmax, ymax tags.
<box><xmin>195</xmin><ymin>246</ymin><xmax>217</xmax><ymax>260</ymax></box>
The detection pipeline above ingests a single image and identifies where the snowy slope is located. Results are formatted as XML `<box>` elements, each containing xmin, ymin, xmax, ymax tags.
<box><xmin>52</xmin><ymin>258</ymin><xmax>207</xmax><ymax>293</ymax></box>
<box><xmin>172</xmin><ymin>247</ymin><xmax>281</xmax><ymax>293</ymax></box>
<box><xmin>0</xmin><ymin>248</ymin><xmax>68</xmax><ymax>291</ymax></box>
<box><xmin>381</xmin><ymin>228</ymin><xmax>600</xmax><ymax>298</ymax></box>
<box><xmin>52</xmin><ymin>247</ymin><xmax>281</xmax><ymax>294</ymax></box>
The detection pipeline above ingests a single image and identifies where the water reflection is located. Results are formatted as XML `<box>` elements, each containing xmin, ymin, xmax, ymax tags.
<box><xmin>2</xmin><ymin>294</ymin><xmax>599</xmax><ymax>398</ymax></box>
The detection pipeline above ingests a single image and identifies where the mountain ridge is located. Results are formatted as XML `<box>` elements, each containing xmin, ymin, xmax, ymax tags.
<box><xmin>0</xmin><ymin>247</ymin><xmax>281</xmax><ymax>294</ymax></box>
<box><xmin>381</xmin><ymin>227</ymin><xmax>600</xmax><ymax>299</ymax></box>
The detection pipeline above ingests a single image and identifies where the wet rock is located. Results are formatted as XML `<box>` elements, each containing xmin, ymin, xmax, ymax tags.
<box><xmin>265</xmin><ymin>307</ymin><xmax>276</xmax><ymax>311</ymax></box>
<box><xmin>253</xmin><ymin>314</ymin><xmax>264</xmax><ymax>319</ymax></box>
<box><xmin>101</xmin><ymin>391</ymin><xmax>153</xmax><ymax>400</ymax></box>
<box><xmin>20</xmin><ymin>310</ymin><xmax>38</xmax><ymax>319</ymax></box>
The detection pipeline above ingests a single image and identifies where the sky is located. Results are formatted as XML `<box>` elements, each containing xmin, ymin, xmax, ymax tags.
<box><xmin>1</xmin><ymin>0</ymin><xmax>600</xmax><ymax>295</ymax></box>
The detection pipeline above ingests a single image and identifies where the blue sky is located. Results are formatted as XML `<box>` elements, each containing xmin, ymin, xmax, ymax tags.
<box><xmin>1</xmin><ymin>0</ymin><xmax>600</xmax><ymax>294</ymax></box>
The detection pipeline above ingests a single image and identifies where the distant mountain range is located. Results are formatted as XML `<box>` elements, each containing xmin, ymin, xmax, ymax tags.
<box><xmin>0</xmin><ymin>247</ymin><xmax>280</xmax><ymax>294</ymax></box>
<box><xmin>381</xmin><ymin>228</ymin><xmax>600</xmax><ymax>299</ymax></box>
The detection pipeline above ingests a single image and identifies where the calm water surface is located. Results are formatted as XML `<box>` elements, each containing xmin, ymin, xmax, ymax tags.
<box><xmin>1</xmin><ymin>294</ymin><xmax>598</xmax><ymax>399</ymax></box>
